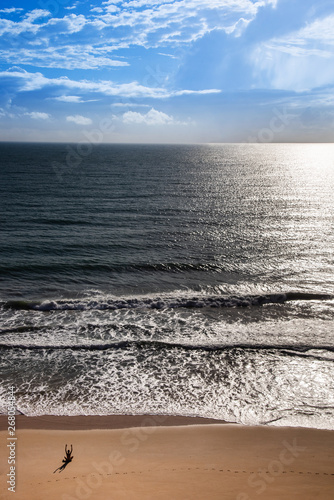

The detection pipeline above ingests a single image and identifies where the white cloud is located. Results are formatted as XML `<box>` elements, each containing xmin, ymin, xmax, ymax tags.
<box><xmin>102</xmin><ymin>1</ymin><xmax>123</xmax><ymax>4</ymax></box>
<box><xmin>251</xmin><ymin>14</ymin><xmax>334</xmax><ymax>91</ymax></box>
<box><xmin>225</xmin><ymin>17</ymin><xmax>251</xmax><ymax>37</ymax></box>
<box><xmin>24</xmin><ymin>9</ymin><xmax>50</xmax><ymax>23</ymax></box>
<box><xmin>0</xmin><ymin>45</ymin><xmax>129</xmax><ymax>70</ymax></box>
<box><xmin>296</xmin><ymin>15</ymin><xmax>334</xmax><ymax>45</ymax></box>
<box><xmin>0</xmin><ymin>10</ymin><xmax>81</xmax><ymax>38</ymax></box>
<box><xmin>93</xmin><ymin>0</ymin><xmax>273</xmax><ymax>47</ymax></box>
<box><xmin>158</xmin><ymin>52</ymin><xmax>178</xmax><ymax>59</ymax></box>
<box><xmin>0</xmin><ymin>67</ymin><xmax>221</xmax><ymax>98</ymax></box>
<box><xmin>53</xmin><ymin>95</ymin><xmax>83</xmax><ymax>103</ymax></box>
<box><xmin>265</xmin><ymin>14</ymin><xmax>334</xmax><ymax>56</ymax></box>
<box><xmin>0</xmin><ymin>9</ymin><xmax>50</xmax><ymax>37</ymax></box>
<box><xmin>120</xmin><ymin>107</ymin><xmax>182</xmax><ymax>125</ymax></box>
<box><xmin>258</xmin><ymin>88</ymin><xmax>334</xmax><ymax>110</ymax></box>
<box><xmin>65</xmin><ymin>0</ymin><xmax>81</xmax><ymax>8</ymax></box>
<box><xmin>112</xmin><ymin>102</ymin><xmax>151</xmax><ymax>107</ymax></box>
<box><xmin>173</xmin><ymin>89</ymin><xmax>221</xmax><ymax>96</ymax></box>
<box><xmin>0</xmin><ymin>8</ymin><xmax>24</xmax><ymax>14</ymax></box>
<box><xmin>105</xmin><ymin>5</ymin><xmax>120</xmax><ymax>13</ymax></box>
<box><xmin>0</xmin><ymin>1</ymin><xmax>275</xmax><ymax>71</ymax></box>
<box><xmin>25</xmin><ymin>111</ymin><xmax>50</xmax><ymax>119</ymax></box>
<box><xmin>49</xmin><ymin>13</ymin><xmax>87</xmax><ymax>34</ymax></box>
<box><xmin>52</xmin><ymin>95</ymin><xmax>98</xmax><ymax>103</ymax></box>
<box><xmin>66</xmin><ymin>115</ymin><xmax>92</xmax><ymax>125</ymax></box>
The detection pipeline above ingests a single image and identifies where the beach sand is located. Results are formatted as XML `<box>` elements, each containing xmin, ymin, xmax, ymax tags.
<box><xmin>1</xmin><ymin>415</ymin><xmax>333</xmax><ymax>499</ymax></box>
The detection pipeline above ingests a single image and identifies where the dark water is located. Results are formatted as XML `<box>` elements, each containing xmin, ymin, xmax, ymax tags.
<box><xmin>0</xmin><ymin>142</ymin><xmax>333</xmax><ymax>428</ymax></box>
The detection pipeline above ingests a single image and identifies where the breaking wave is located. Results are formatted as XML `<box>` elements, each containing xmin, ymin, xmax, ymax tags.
<box><xmin>2</xmin><ymin>291</ymin><xmax>332</xmax><ymax>312</ymax></box>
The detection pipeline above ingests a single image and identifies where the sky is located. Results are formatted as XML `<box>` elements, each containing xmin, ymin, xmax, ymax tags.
<box><xmin>0</xmin><ymin>0</ymin><xmax>334</xmax><ymax>143</ymax></box>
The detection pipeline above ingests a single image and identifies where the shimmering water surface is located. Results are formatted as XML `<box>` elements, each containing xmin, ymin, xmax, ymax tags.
<box><xmin>0</xmin><ymin>143</ymin><xmax>333</xmax><ymax>428</ymax></box>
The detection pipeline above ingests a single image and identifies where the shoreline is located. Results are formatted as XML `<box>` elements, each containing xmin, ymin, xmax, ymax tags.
<box><xmin>1</xmin><ymin>413</ymin><xmax>333</xmax><ymax>432</ymax></box>
<box><xmin>0</xmin><ymin>413</ymin><xmax>228</xmax><ymax>431</ymax></box>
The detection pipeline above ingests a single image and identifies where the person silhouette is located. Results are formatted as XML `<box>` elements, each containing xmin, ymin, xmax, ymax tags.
<box><xmin>53</xmin><ymin>444</ymin><xmax>74</xmax><ymax>473</ymax></box>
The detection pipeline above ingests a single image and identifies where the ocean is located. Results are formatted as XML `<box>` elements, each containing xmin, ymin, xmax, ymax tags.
<box><xmin>0</xmin><ymin>142</ymin><xmax>333</xmax><ymax>429</ymax></box>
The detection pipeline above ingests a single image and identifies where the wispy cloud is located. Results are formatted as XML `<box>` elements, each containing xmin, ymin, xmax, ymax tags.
<box><xmin>0</xmin><ymin>45</ymin><xmax>129</xmax><ymax>70</ymax></box>
<box><xmin>65</xmin><ymin>3</ymin><xmax>80</xmax><ymax>10</ymax></box>
<box><xmin>251</xmin><ymin>14</ymin><xmax>334</xmax><ymax>90</ymax></box>
<box><xmin>25</xmin><ymin>111</ymin><xmax>50</xmax><ymax>120</ymax></box>
<box><xmin>0</xmin><ymin>1</ymin><xmax>273</xmax><ymax>70</ymax></box>
<box><xmin>0</xmin><ymin>67</ymin><xmax>221</xmax><ymax>98</ymax></box>
<box><xmin>53</xmin><ymin>95</ymin><xmax>83</xmax><ymax>103</ymax></box>
<box><xmin>0</xmin><ymin>8</ymin><xmax>24</xmax><ymax>14</ymax></box>
<box><xmin>158</xmin><ymin>52</ymin><xmax>178</xmax><ymax>59</ymax></box>
<box><xmin>111</xmin><ymin>102</ymin><xmax>151</xmax><ymax>107</ymax></box>
<box><xmin>95</xmin><ymin>0</ymin><xmax>258</xmax><ymax>47</ymax></box>
<box><xmin>1</xmin><ymin>1</ymin><xmax>332</xmax><ymax>143</ymax></box>
<box><xmin>91</xmin><ymin>7</ymin><xmax>104</xmax><ymax>14</ymax></box>
<box><xmin>52</xmin><ymin>95</ymin><xmax>99</xmax><ymax>103</ymax></box>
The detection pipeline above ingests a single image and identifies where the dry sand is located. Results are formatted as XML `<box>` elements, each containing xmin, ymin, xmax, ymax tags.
<box><xmin>1</xmin><ymin>415</ymin><xmax>333</xmax><ymax>499</ymax></box>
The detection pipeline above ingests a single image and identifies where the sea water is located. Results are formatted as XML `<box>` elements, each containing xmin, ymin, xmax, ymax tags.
<box><xmin>0</xmin><ymin>142</ymin><xmax>333</xmax><ymax>428</ymax></box>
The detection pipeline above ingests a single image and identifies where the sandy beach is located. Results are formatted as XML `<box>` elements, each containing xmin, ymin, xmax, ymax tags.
<box><xmin>1</xmin><ymin>415</ymin><xmax>333</xmax><ymax>500</ymax></box>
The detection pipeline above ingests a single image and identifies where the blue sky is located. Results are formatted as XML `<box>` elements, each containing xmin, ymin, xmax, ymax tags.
<box><xmin>0</xmin><ymin>0</ymin><xmax>334</xmax><ymax>142</ymax></box>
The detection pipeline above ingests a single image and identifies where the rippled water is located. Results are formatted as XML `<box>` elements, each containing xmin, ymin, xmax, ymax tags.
<box><xmin>0</xmin><ymin>143</ymin><xmax>333</xmax><ymax>428</ymax></box>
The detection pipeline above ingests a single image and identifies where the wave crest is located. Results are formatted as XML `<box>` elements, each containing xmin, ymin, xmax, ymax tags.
<box><xmin>2</xmin><ymin>291</ymin><xmax>332</xmax><ymax>312</ymax></box>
